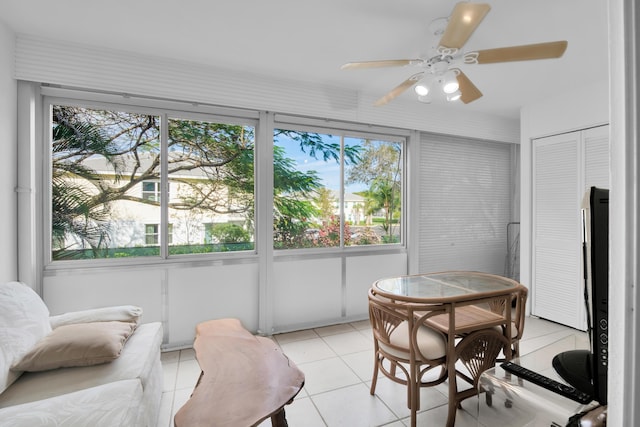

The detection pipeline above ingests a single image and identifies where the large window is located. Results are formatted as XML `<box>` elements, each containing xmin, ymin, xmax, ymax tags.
<box><xmin>47</xmin><ymin>100</ymin><xmax>404</xmax><ymax>263</ymax></box>
<box><xmin>273</xmin><ymin>127</ymin><xmax>404</xmax><ymax>250</ymax></box>
<box><xmin>49</xmin><ymin>104</ymin><xmax>255</xmax><ymax>260</ymax></box>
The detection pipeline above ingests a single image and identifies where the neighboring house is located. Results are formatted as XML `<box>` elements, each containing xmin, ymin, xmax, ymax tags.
<box><xmin>328</xmin><ymin>190</ymin><xmax>367</xmax><ymax>224</ymax></box>
<box><xmin>61</xmin><ymin>155</ymin><xmax>380</xmax><ymax>250</ymax></box>
<box><xmin>63</xmin><ymin>153</ymin><xmax>249</xmax><ymax>250</ymax></box>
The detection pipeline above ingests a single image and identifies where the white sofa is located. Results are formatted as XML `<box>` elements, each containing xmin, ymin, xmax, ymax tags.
<box><xmin>0</xmin><ymin>281</ymin><xmax>163</xmax><ymax>427</ymax></box>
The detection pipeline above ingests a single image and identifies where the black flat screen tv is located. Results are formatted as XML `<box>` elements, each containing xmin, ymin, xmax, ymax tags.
<box><xmin>552</xmin><ymin>186</ymin><xmax>608</xmax><ymax>405</ymax></box>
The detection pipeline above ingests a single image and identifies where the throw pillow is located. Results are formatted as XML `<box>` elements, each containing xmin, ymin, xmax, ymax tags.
<box><xmin>50</xmin><ymin>305</ymin><xmax>143</xmax><ymax>329</ymax></box>
<box><xmin>0</xmin><ymin>281</ymin><xmax>51</xmax><ymax>392</ymax></box>
<box><xmin>11</xmin><ymin>321</ymin><xmax>136</xmax><ymax>372</ymax></box>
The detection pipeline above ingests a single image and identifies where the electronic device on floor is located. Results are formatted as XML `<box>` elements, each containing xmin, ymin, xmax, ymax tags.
<box><xmin>552</xmin><ymin>186</ymin><xmax>609</xmax><ymax>406</ymax></box>
<box><xmin>500</xmin><ymin>361</ymin><xmax>593</xmax><ymax>404</ymax></box>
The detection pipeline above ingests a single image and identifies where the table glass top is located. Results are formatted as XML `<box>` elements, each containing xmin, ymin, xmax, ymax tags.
<box><xmin>373</xmin><ymin>271</ymin><xmax>520</xmax><ymax>301</ymax></box>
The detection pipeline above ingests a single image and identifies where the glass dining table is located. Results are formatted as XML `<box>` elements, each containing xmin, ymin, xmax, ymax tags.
<box><xmin>371</xmin><ymin>270</ymin><xmax>527</xmax><ymax>427</ymax></box>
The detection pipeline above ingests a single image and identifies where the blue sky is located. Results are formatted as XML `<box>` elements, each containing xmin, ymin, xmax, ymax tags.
<box><xmin>274</xmin><ymin>132</ymin><xmax>367</xmax><ymax>194</ymax></box>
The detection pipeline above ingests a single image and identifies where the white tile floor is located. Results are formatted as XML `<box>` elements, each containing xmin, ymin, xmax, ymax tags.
<box><xmin>157</xmin><ymin>316</ymin><xmax>588</xmax><ymax>427</ymax></box>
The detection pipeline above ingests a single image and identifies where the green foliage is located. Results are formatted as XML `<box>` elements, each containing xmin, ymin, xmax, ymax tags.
<box><xmin>273</xmin><ymin>218</ymin><xmax>316</xmax><ymax>249</ymax></box>
<box><xmin>344</xmin><ymin>140</ymin><xmax>402</xmax><ymax>241</ymax></box>
<box><xmin>274</xmin><ymin>129</ymin><xmax>360</xmax><ymax>165</ymax></box>
<box><xmin>51</xmin><ymin>106</ymin><xmax>335</xmax><ymax>259</ymax></box>
<box><xmin>54</xmin><ymin>242</ymin><xmax>255</xmax><ymax>259</ymax></box>
<box><xmin>317</xmin><ymin>216</ymin><xmax>351</xmax><ymax>247</ymax></box>
<box><xmin>314</xmin><ymin>187</ymin><xmax>336</xmax><ymax>222</ymax></box>
<box><xmin>351</xmin><ymin>227</ymin><xmax>381</xmax><ymax>245</ymax></box>
<box><xmin>207</xmin><ymin>223</ymin><xmax>250</xmax><ymax>243</ymax></box>
<box><xmin>51</xmin><ymin>107</ymin><xmax>401</xmax><ymax>258</ymax></box>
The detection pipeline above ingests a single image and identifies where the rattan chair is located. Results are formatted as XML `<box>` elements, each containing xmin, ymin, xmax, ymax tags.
<box><xmin>487</xmin><ymin>287</ymin><xmax>528</xmax><ymax>358</ymax></box>
<box><xmin>368</xmin><ymin>289</ymin><xmax>448</xmax><ymax>427</ymax></box>
<box><xmin>451</xmin><ymin>328</ymin><xmax>511</xmax><ymax>412</ymax></box>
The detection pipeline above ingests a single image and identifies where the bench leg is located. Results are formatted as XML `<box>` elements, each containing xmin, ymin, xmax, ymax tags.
<box><xmin>271</xmin><ymin>408</ymin><xmax>288</xmax><ymax>427</ymax></box>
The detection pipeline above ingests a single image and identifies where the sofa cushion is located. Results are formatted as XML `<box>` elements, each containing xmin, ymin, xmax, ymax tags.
<box><xmin>0</xmin><ymin>282</ymin><xmax>51</xmax><ymax>394</ymax></box>
<box><xmin>0</xmin><ymin>378</ymin><xmax>143</xmax><ymax>427</ymax></box>
<box><xmin>12</xmin><ymin>321</ymin><xmax>137</xmax><ymax>372</ymax></box>
<box><xmin>50</xmin><ymin>305</ymin><xmax>143</xmax><ymax>329</ymax></box>
<box><xmin>0</xmin><ymin>322</ymin><xmax>163</xmax><ymax>409</ymax></box>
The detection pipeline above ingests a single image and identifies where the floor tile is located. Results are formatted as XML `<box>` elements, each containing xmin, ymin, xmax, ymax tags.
<box><xmin>275</xmin><ymin>328</ymin><xmax>320</xmax><ymax>345</ymax></box>
<box><xmin>322</xmin><ymin>330</ymin><xmax>373</xmax><ymax>355</ymax></box>
<box><xmin>156</xmin><ymin>391</ymin><xmax>173</xmax><ymax>427</ymax></box>
<box><xmin>279</xmin><ymin>337</ymin><xmax>337</xmax><ymax>364</ymax></box>
<box><xmin>158</xmin><ymin>317</ymin><xmax>587</xmax><ymax>427</ymax></box>
<box><xmin>357</xmin><ymin>327</ymin><xmax>374</xmax><ymax>342</ymax></box>
<box><xmin>521</xmin><ymin>316</ymin><xmax>575</xmax><ymax>341</ymax></box>
<box><xmin>341</xmin><ymin>349</ymin><xmax>376</xmax><ymax>381</ymax></box>
<box><xmin>351</xmin><ymin>319</ymin><xmax>371</xmax><ymax>330</ymax></box>
<box><xmin>311</xmin><ymin>383</ymin><xmax>398</xmax><ymax>427</ymax></box>
<box><xmin>161</xmin><ymin>350</ymin><xmax>180</xmax><ymax>364</ymax></box>
<box><xmin>315</xmin><ymin>323</ymin><xmax>357</xmax><ymax>337</ymax></box>
<box><xmin>520</xmin><ymin>329</ymin><xmax>584</xmax><ymax>357</ymax></box>
<box><xmin>279</xmin><ymin>396</ymin><xmax>327</xmax><ymax>427</ymax></box>
<box><xmin>414</xmin><ymin>399</ymin><xmax>478</xmax><ymax>427</ymax></box>
<box><xmin>162</xmin><ymin>361</ymin><xmax>178</xmax><ymax>392</ymax></box>
<box><xmin>174</xmin><ymin>358</ymin><xmax>200</xmax><ymax>391</ymax></box>
<box><xmin>371</xmin><ymin>375</ymin><xmax>448</xmax><ymax>419</ymax></box>
<box><xmin>300</xmin><ymin>357</ymin><xmax>362</xmax><ymax>395</ymax></box>
<box><xmin>178</xmin><ymin>348</ymin><xmax>196</xmax><ymax>361</ymax></box>
<box><xmin>170</xmin><ymin>387</ymin><xmax>193</xmax><ymax>426</ymax></box>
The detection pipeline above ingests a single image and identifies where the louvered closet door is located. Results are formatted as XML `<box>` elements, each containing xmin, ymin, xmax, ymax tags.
<box><xmin>584</xmin><ymin>125</ymin><xmax>610</xmax><ymax>191</ymax></box>
<box><xmin>532</xmin><ymin>132</ymin><xmax>583</xmax><ymax>329</ymax></box>
<box><xmin>532</xmin><ymin>125</ymin><xmax>609</xmax><ymax>330</ymax></box>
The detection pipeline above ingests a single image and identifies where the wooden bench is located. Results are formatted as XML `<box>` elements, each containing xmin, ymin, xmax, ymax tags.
<box><xmin>174</xmin><ymin>318</ymin><xmax>305</xmax><ymax>427</ymax></box>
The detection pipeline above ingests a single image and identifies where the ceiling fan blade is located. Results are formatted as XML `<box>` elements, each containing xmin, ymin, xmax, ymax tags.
<box><xmin>455</xmin><ymin>70</ymin><xmax>483</xmax><ymax>104</ymax></box>
<box><xmin>374</xmin><ymin>73</ymin><xmax>423</xmax><ymax>106</ymax></box>
<box><xmin>439</xmin><ymin>2</ymin><xmax>491</xmax><ymax>49</ymax></box>
<box><xmin>474</xmin><ymin>41</ymin><xmax>568</xmax><ymax>64</ymax></box>
<box><xmin>341</xmin><ymin>59</ymin><xmax>420</xmax><ymax>70</ymax></box>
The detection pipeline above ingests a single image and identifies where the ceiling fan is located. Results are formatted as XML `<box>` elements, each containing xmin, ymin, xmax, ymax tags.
<box><xmin>341</xmin><ymin>2</ymin><xmax>568</xmax><ymax>106</ymax></box>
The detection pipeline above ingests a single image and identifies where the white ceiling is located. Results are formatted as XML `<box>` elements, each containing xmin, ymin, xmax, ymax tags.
<box><xmin>0</xmin><ymin>0</ymin><xmax>609</xmax><ymax>119</ymax></box>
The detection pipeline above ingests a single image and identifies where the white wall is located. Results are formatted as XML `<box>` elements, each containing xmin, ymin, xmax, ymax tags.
<box><xmin>0</xmin><ymin>21</ymin><xmax>17</xmax><ymax>283</ymax></box>
<box><xmin>609</xmin><ymin>1</ymin><xmax>640</xmax><ymax>424</ymax></box>
<box><xmin>10</xmin><ymin>35</ymin><xmax>519</xmax><ymax>346</ymax></box>
<box><xmin>14</xmin><ymin>35</ymin><xmax>520</xmax><ymax>144</ymax></box>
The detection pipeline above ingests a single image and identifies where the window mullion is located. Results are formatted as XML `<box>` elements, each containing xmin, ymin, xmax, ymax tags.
<box><xmin>340</xmin><ymin>135</ymin><xmax>345</xmax><ymax>248</ymax></box>
<box><xmin>160</xmin><ymin>113</ymin><xmax>169</xmax><ymax>259</ymax></box>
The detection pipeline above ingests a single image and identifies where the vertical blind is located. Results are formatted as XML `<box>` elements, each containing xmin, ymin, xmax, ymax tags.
<box><xmin>418</xmin><ymin>134</ymin><xmax>514</xmax><ymax>275</ymax></box>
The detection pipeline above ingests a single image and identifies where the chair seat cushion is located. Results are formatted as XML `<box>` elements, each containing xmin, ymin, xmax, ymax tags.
<box><xmin>380</xmin><ymin>321</ymin><xmax>446</xmax><ymax>361</ymax></box>
<box><xmin>492</xmin><ymin>321</ymin><xmax>518</xmax><ymax>338</ymax></box>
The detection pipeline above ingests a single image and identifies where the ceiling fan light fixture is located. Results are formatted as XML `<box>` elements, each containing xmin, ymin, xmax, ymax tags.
<box><xmin>447</xmin><ymin>90</ymin><xmax>462</xmax><ymax>102</ymax></box>
<box><xmin>414</xmin><ymin>79</ymin><xmax>431</xmax><ymax>96</ymax></box>
<box><xmin>417</xmin><ymin>94</ymin><xmax>432</xmax><ymax>104</ymax></box>
<box><xmin>442</xmin><ymin>70</ymin><xmax>459</xmax><ymax>94</ymax></box>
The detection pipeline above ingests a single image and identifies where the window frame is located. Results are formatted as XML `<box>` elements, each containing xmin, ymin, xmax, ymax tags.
<box><xmin>40</xmin><ymin>90</ymin><xmax>409</xmax><ymax>270</ymax></box>
<box><xmin>142</xmin><ymin>181</ymin><xmax>164</xmax><ymax>202</ymax></box>
<box><xmin>145</xmin><ymin>224</ymin><xmax>159</xmax><ymax>245</ymax></box>
<box><xmin>272</xmin><ymin>120</ymin><xmax>407</xmax><ymax>254</ymax></box>
<box><xmin>43</xmin><ymin>95</ymin><xmax>259</xmax><ymax>268</ymax></box>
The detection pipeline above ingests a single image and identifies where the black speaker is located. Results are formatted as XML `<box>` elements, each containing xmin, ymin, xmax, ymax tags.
<box><xmin>552</xmin><ymin>187</ymin><xmax>608</xmax><ymax>405</ymax></box>
<box><xmin>589</xmin><ymin>187</ymin><xmax>608</xmax><ymax>405</ymax></box>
